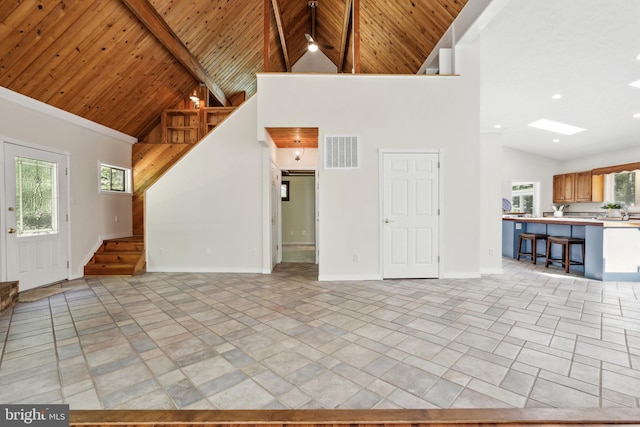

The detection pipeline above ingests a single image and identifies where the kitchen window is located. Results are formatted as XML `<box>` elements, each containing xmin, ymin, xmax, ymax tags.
<box><xmin>605</xmin><ymin>171</ymin><xmax>640</xmax><ymax>208</ymax></box>
<box><xmin>511</xmin><ymin>182</ymin><xmax>540</xmax><ymax>216</ymax></box>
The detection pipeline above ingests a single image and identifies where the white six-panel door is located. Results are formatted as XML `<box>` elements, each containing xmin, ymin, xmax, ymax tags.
<box><xmin>5</xmin><ymin>143</ymin><xmax>69</xmax><ymax>291</ymax></box>
<box><xmin>382</xmin><ymin>152</ymin><xmax>439</xmax><ymax>278</ymax></box>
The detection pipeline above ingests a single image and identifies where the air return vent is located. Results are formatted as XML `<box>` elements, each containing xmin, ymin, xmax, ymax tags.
<box><xmin>325</xmin><ymin>135</ymin><xmax>359</xmax><ymax>169</ymax></box>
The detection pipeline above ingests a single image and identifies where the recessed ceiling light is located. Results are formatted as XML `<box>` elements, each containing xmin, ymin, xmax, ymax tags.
<box><xmin>630</xmin><ymin>80</ymin><xmax>640</xmax><ymax>88</ymax></box>
<box><xmin>634</xmin><ymin>113</ymin><xmax>640</xmax><ymax>119</ymax></box>
<box><xmin>528</xmin><ymin>119</ymin><xmax>586</xmax><ymax>135</ymax></box>
<box><xmin>552</xmin><ymin>138</ymin><xmax>560</xmax><ymax>143</ymax></box>
<box><xmin>551</xmin><ymin>94</ymin><xmax>562</xmax><ymax>100</ymax></box>
<box><xmin>637</xmin><ymin>53</ymin><xmax>640</xmax><ymax>61</ymax></box>
<box><xmin>494</xmin><ymin>124</ymin><xmax>502</xmax><ymax>129</ymax></box>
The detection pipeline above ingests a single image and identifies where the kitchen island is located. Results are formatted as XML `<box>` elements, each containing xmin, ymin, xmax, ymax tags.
<box><xmin>503</xmin><ymin>217</ymin><xmax>640</xmax><ymax>281</ymax></box>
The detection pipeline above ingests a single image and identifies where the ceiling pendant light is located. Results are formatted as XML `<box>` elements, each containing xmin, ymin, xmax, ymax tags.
<box><xmin>304</xmin><ymin>1</ymin><xmax>332</xmax><ymax>53</ymax></box>
<box><xmin>189</xmin><ymin>90</ymin><xmax>200</xmax><ymax>108</ymax></box>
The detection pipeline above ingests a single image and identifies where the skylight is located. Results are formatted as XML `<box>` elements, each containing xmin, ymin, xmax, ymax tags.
<box><xmin>528</xmin><ymin>119</ymin><xmax>586</xmax><ymax>136</ymax></box>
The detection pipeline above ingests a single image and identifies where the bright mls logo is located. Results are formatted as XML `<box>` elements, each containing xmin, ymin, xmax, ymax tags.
<box><xmin>1</xmin><ymin>405</ymin><xmax>69</xmax><ymax>427</ymax></box>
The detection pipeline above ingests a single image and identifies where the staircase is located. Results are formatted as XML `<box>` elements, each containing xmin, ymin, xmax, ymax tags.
<box><xmin>84</xmin><ymin>236</ymin><xmax>146</xmax><ymax>276</ymax></box>
<box><xmin>83</xmin><ymin>103</ymin><xmax>238</xmax><ymax>276</ymax></box>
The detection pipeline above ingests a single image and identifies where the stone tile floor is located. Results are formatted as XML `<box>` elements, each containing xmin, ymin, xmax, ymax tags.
<box><xmin>0</xmin><ymin>259</ymin><xmax>639</xmax><ymax>409</ymax></box>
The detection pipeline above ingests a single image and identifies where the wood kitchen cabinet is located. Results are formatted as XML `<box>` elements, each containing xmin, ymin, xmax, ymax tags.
<box><xmin>553</xmin><ymin>171</ymin><xmax>604</xmax><ymax>203</ymax></box>
<box><xmin>575</xmin><ymin>171</ymin><xmax>593</xmax><ymax>201</ymax></box>
<box><xmin>553</xmin><ymin>173</ymin><xmax>575</xmax><ymax>203</ymax></box>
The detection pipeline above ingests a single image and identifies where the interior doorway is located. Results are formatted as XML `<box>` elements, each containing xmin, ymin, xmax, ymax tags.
<box><xmin>281</xmin><ymin>170</ymin><xmax>317</xmax><ymax>264</ymax></box>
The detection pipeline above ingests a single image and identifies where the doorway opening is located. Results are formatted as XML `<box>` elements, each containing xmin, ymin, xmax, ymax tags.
<box><xmin>281</xmin><ymin>170</ymin><xmax>316</xmax><ymax>264</ymax></box>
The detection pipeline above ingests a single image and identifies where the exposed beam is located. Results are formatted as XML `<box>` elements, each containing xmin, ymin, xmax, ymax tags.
<box><xmin>338</xmin><ymin>0</ymin><xmax>353</xmax><ymax>72</ymax></box>
<box><xmin>353</xmin><ymin>0</ymin><xmax>361</xmax><ymax>73</ymax></box>
<box><xmin>270</xmin><ymin>0</ymin><xmax>291</xmax><ymax>72</ymax></box>
<box><xmin>121</xmin><ymin>0</ymin><xmax>230</xmax><ymax>107</ymax></box>
<box><xmin>264</xmin><ymin>0</ymin><xmax>270</xmax><ymax>72</ymax></box>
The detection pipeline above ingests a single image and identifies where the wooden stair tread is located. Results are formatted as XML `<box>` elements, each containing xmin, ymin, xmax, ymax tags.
<box><xmin>84</xmin><ymin>236</ymin><xmax>145</xmax><ymax>277</ymax></box>
<box><xmin>87</xmin><ymin>263</ymin><xmax>135</xmax><ymax>269</ymax></box>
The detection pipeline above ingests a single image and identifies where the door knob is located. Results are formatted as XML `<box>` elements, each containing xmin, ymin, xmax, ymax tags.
<box><xmin>7</xmin><ymin>228</ymin><xmax>16</xmax><ymax>234</ymax></box>
<box><xmin>384</xmin><ymin>219</ymin><xmax>394</xmax><ymax>223</ymax></box>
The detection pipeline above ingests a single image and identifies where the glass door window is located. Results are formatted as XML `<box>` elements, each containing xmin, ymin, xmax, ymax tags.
<box><xmin>15</xmin><ymin>156</ymin><xmax>59</xmax><ymax>237</ymax></box>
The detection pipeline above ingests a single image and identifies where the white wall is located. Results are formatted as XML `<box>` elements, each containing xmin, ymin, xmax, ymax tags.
<box><xmin>480</xmin><ymin>132</ymin><xmax>503</xmax><ymax>273</ymax></box>
<box><xmin>0</xmin><ymin>88</ymin><xmax>134</xmax><ymax>280</ymax></box>
<box><xmin>502</xmin><ymin>146</ymin><xmax>560</xmax><ymax>215</ymax></box>
<box><xmin>561</xmin><ymin>146</ymin><xmax>640</xmax><ymax>173</ymax></box>
<box><xmin>257</xmin><ymin>43</ymin><xmax>484</xmax><ymax>279</ymax></box>
<box><xmin>292</xmin><ymin>51</ymin><xmax>338</xmax><ymax>73</ymax></box>
<box><xmin>146</xmin><ymin>96</ymin><xmax>264</xmax><ymax>272</ymax></box>
<box><xmin>282</xmin><ymin>176</ymin><xmax>315</xmax><ymax>244</ymax></box>
<box><xmin>277</xmin><ymin>148</ymin><xmax>318</xmax><ymax>170</ymax></box>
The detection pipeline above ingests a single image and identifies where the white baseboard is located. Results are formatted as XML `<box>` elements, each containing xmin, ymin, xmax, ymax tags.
<box><xmin>147</xmin><ymin>266</ymin><xmax>263</xmax><ymax>274</ymax></box>
<box><xmin>480</xmin><ymin>268</ymin><xmax>504</xmax><ymax>275</ymax></box>
<box><xmin>318</xmin><ymin>274</ymin><xmax>382</xmax><ymax>282</ymax></box>
<box><xmin>442</xmin><ymin>272</ymin><xmax>482</xmax><ymax>279</ymax></box>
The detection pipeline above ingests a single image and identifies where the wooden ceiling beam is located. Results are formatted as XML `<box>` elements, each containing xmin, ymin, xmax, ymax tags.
<box><xmin>338</xmin><ymin>0</ymin><xmax>353</xmax><ymax>72</ymax></box>
<box><xmin>264</xmin><ymin>0</ymin><xmax>270</xmax><ymax>72</ymax></box>
<box><xmin>353</xmin><ymin>0</ymin><xmax>361</xmax><ymax>73</ymax></box>
<box><xmin>120</xmin><ymin>0</ymin><xmax>230</xmax><ymax>107</ymax></box>
<box><xmin>271</xmin><ymin>0</ymin><xmax>291</xmax><ymax>72</ymax></box>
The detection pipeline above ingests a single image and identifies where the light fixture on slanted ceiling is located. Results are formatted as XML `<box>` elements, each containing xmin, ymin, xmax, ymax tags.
<box><xmin>189</xmin><ymin>90</ymin><xmax>200</xmax><ymax>109</ymax></box>
<box><xmin>305</xmin><ymin>1</ymin><xmax>333</xmax><ymax>53</ymax></box>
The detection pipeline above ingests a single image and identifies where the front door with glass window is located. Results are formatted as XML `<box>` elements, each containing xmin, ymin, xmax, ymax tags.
<box><xmin>4</xmin><ymin>143</ymin><xmax>69</xmax><ymax>291</ymax></box>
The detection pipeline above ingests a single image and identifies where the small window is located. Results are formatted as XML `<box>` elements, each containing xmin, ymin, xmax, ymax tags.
<box><xmin>281</xmin><ymin>181</ymin><xmax>290</xmax><ymax>201</ymax></box>
<box><xmin>100</xmin><ymin>163</ymin><xmax>132</xmax><ymax>194</ymax></box>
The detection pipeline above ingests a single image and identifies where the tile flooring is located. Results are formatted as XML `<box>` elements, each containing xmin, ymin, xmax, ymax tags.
<box><xmin>281</xmin><ymin>245</ymin><xmax>316</xmax><ymax>263</ymax></box>
<box><xmin>0</xmin><ymin>259</ymin><xmax>639</xmax><ymax>409</ymax></box>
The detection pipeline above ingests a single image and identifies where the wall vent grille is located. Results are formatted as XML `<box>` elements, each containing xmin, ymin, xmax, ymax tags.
<box><xmin>325</xmin><ymin>135</ymin><xmax>359</xmax><ymax>169</ymax></box>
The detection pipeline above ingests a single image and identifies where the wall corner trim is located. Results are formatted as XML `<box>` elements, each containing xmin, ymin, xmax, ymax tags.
<box><xmin>0</xmin><ymin>87</ymin><xmax>138</xmax><ymax>144</ymax></box>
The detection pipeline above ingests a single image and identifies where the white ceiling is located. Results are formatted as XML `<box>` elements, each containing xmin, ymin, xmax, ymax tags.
<box><xmin>478</xmin><ymin>0</ymin><xmax>640</xmax><ymax>161</ymax></box>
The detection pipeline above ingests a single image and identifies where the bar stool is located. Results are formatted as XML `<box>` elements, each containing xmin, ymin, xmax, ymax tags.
<box><xmin>516</xmin><ymin>233</ymin><xmax>548</xmax><ymax>264</ymax></box>
<box><xmin>545</xmin><ymin>236</ymin><xmax>585</xmax><ymax>273</ymax></box>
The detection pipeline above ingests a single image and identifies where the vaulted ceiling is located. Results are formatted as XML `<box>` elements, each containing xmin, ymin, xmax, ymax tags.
<box><xmin>0</xmin><ymin>0</ymin><xmax>468</xmax><ymax>140</ymax></box>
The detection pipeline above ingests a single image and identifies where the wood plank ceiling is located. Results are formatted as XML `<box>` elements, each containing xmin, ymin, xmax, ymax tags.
<box><xmin>0</xmin><ymin>0</ymin><xmax>468</xmax><ymax>140</ymax></box>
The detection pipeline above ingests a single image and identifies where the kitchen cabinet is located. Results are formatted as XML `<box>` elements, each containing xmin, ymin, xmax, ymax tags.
<box><xmin>575</xmin><ymin>171</ymin><xmax>592</xmax><ymax>201</ymax></box>
<box><xmin>591</xmin><ymin>174</ymin><xmax>604</xmax><ymax>202</ymax></box>
<box><xmin>553</xmin><ymin>171</ymin><xmax>603</xmax><ymax>203</ymax></box>
<box><xmin>553</xmin><ymin>173</ymin><xmax>575</xmax><ymax>203</ymax></box>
